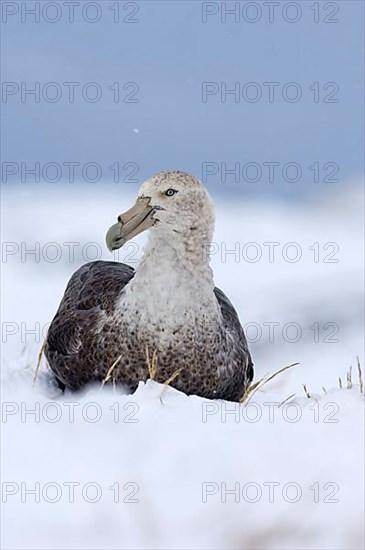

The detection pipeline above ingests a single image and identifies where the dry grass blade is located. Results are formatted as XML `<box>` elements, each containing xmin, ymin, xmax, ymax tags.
<box><xmin>357</xmin><ymin>356</ymin><xmax>363</xmax><ymax>393</ymax></box>
<box><xmin>145</xmin><ymin>344</ymin><xmax>150</xmax><ymax>373</ymax></box>
<box><xmin>260</xmin><ymin>362</ymin><xmax>299</xmax><ymax>386</ymax></box>
<box><xmin>33</xmin><ymin>338</ymin><xmax>47</xmax><ymax>386</ymax></box>
<box><xmin>239</xmin><ymin>378</ymin><xmax>263</xmax><ymax>404</ymax></box>
<box><xmin>278</xmin><ymin>393</ymin><xmax>296</xmax><ymax>407</ymax></box>
<box><xmin>151</xmin><ymin>351</ymin><xmax>158</xmax><ymax>379</ymax></box>
<box><xmin>303</xmin><ymin>384</ymin><xmax>311</xmax><ymax>399</ymax></box>
<box><xmin>338</xmin><ymin>377</ymin><xmax>342</xmax><ymax>389</ymax></box>
<box><xmin>347</xmin><ymin>365</ymin><xmax>353</xmax><ymax>389</ymax></box>
<box><xmin>163</xmin><ymin>370</ymin><xmax>181</xmax><ymax>386</ymax></box>
<box><xmin>145</xmin><ymin>345</ymin><xmax>158</xmax><ymax>380</ymax></box>
<box><xmin>322</xmin><ymin>386</ymin><xmax>327</xmax><ymax>394</ymax></box>
<box><xmin>101</xmin><ymin>354</ymin><xmax>123</xmax><ymax>388</ymax></box>
<box><xmin>240</xmin><ymin>362</ymin><xmax>299</xmax><ymax>404</ymax></box>
<box><xmin>159</xmin><ymin>370</ymin><xmax>181</xmax><ymax>403</ymax></box>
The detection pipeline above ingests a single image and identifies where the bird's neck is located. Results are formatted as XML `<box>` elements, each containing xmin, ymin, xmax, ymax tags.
<box><xmin>138</xmin><ymin>230</ymin><xmax>214</xmax><ymax>287</ymax></box>
<box><xmin>117</xmin><ymin>232</ymin><xmax>221</xmax><ymax>340</ymax></box>
<box><xmin>122</xmin><ymin>231</ymin><xmax>217</xmax><ymax>311</ymax></box>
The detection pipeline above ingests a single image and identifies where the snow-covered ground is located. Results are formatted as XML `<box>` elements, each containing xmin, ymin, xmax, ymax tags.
<box><xmin>1</xmin><ymin>181</ymin><xmax>364</xmax><ymax>549</ymax></box>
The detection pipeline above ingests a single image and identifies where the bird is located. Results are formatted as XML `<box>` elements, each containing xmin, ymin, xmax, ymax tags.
<box><xmin>45</xmin><ymin>171</ymin><xmax>253</xmax><ymax>401</ymax></box>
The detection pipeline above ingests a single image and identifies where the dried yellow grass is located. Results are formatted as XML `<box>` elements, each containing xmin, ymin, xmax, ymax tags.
<box><xmin>159</xmin><ymin>369</ymin><xmax>181</xmax><ymax>402</ymax></box>
<box><xmin>100</xmin><ymin>353</ymin><xmax>123</xmax><ymax>388</ymax></box>
<box><xmin>338</xmin><ymin>360</ymin><xmax>363</xmax><ymax>394</ymax></box>
<box><xmin>33</xmin><ymin>338</ymin><xmax>47</xmax><ymax>386</ymax></box>
<box><xmin>357</xmin><ymin>356</ymin><xmax>363</xmax><ymax>393</ymax></box>
<box><xmin>145</xmin><ymin>345</ymin><xmax>158</xmax><ymax>380</ymax></box>
<box><xmin>347</xmin><ymin>365</ymin><xmax>353</xmax><ymax>389</ymax></box>
<box><xmin>239</xmin><ymin>362</ymin><xmax>299</xmax><ymax>404</ymax></box>
<box><xmin>278</xmin><ymin>393</ymin><xmax>296</xmax><ymax>407</ymax></box>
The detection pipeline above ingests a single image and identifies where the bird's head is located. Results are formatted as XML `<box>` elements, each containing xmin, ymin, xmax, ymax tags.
<box><xmin>106</xmin><ymin>171</ymin><xmax>215</xmax><ymax>252</ymax></box>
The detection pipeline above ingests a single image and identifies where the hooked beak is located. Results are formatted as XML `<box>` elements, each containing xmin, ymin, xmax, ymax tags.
<box><xmin>106</xmin><ymin>197</ymin><xmax>155</xmax><ymax>251</ymax></box>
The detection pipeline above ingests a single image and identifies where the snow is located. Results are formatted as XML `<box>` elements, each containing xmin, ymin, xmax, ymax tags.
<box><xmin>1</xmin><ymin>181</ymin><xmax>364</xmax><ymax>549</ymax></box>
<box><xmin>1</xmin><ymin>375</ymin><xmax>364</xmax><ymax>550</ymax></box>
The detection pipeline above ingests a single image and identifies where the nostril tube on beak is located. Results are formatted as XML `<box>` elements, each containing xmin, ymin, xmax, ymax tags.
<box><xmin>117</xmin><ymin>215</ymin><xmax>122</xmax><ymax>223</ymax></box>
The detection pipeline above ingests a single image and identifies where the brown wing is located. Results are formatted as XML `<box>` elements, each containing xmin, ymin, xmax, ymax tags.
<box><xmin>45</xmin><ymin>261</ymin><xmax>134</xmax><ymax>383</ymax></box>
<box><xmin>214</xmin><ymin>286</ymin><xmax>254</xmax><ymax>385</ymax></box>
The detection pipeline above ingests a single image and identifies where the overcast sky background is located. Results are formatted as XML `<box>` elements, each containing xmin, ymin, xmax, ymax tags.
<box><xmin>1</xmin><ymin>0</ymin><xmax>364</xmax><ymax>199</ymax></box>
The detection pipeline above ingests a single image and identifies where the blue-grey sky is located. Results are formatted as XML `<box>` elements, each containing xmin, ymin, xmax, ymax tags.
<box><xmin>1</xmin><ymin>0</ymin><xmax>364</xmax><ymax>198</ymax></box>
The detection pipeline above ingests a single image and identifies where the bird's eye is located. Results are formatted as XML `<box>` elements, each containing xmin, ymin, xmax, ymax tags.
<box><xmin>165</xmin><ymin>188</ymin><xmax>177</xmax><ymax>197</ymax></box>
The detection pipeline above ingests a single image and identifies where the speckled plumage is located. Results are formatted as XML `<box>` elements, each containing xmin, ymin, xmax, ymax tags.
<box><xmin>45</xmin><ymin>171</ymin><xmax>253</xmax><ymax>401</ymax></box>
